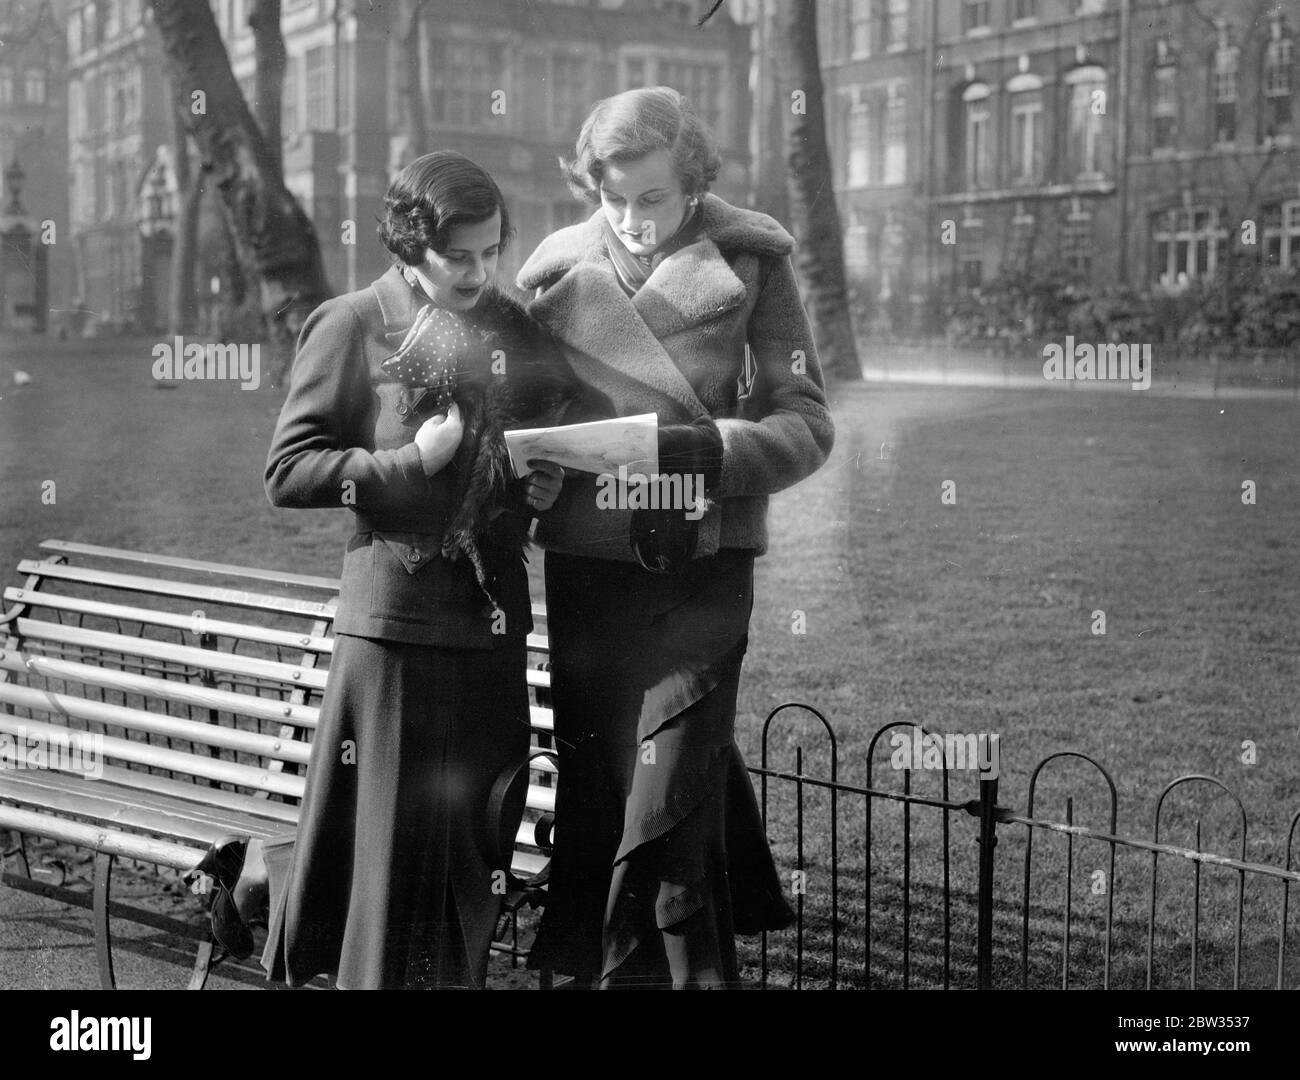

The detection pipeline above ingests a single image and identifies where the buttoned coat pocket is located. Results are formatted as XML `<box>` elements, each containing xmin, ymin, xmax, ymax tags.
<box><xmin>368</xmin><ymin>531</ymin><xmax>481</xmax><ymax>625</ymax></box>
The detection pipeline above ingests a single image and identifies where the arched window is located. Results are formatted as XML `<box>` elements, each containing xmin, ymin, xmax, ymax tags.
<box><xmin>1065</xmin><ymin>65</ymin><xmax>1107</xmax><ymax>177</ymax></box>
<box><xmin>1007</xmin><ymin>72</ymin><xmax>1043</xmax><ymax>184</ymax></box>
<box><xmin>961</xmin><ymin>82</ymin><xmax>991</xmax><ymax>190</ymax></box>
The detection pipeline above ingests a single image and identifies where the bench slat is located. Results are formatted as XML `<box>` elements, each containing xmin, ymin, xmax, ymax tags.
<box><xmin>0</xmin><ymin>679</ymin><xmax>311</xmax><ymax>765</ymax></box>
<box><xmin>0</xmin><ymin>769</ymin><xmax>290</xmax><ymax>846</ymax></box>
<box><xmin>14</xmin><ymin>561</ymin><xmax>336</xmax><ymax>619</ymax></box>
<box><xmin>2</xmin><ymin>653</ymin><xmax>320</xmax><ymax>730</ymax></box>
<box><xmin>13</xmin><ymin>619</ymin><xmax>329</xmax><ymax>691</ymax></box>
<box><xmin>39</xmin><ymin>539</ymin><xmax>343</xmax><ymax>592</ymax></box>
<box><xmin>0</xmin><ymin>714</ymin><xmax>306</xmax><ymax>799</ymax></box>
<box><xmin>70</xmin><ymin>759</ymin><xmax>300</xmax><ymax>825</ymax></box>
<box><xmin>4</xmin><ymin>588</ymin><xmax>335</xmax><ymax>655</ymax></box>
<box><xmin>511</xmin><ymin>851</ymin><xmax>548</xmax><ymax>878</ymax></box>
<box><xmin>0</xmin><ymin>803</ymin><xmax>204</xmax><ymax>871</ymax></box>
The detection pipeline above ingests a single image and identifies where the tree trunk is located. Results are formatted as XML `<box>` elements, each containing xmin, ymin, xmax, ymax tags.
<box><xmin>248</xmin><ymin>0</ymin><xmax>285</xmax><ymax>176</ymax></box>
<box><xmin>167</xmin><ymin>70</ymin><xmax>200</xmax><ymax>335</ymax></box>
<box><xmin>774</xmin><ymin>0</ymin><xmax>861</xmax><ymax>381</ymax></box>
<box><xmin>148</xmin><ymin>0</ymin><xmax>331</xmax><ymax>385</ymax></box>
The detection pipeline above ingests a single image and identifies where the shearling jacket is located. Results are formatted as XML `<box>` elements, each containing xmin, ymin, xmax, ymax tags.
<box><xmin>264</xmin><ymin>265</ymin><xmax>569</xmax><ymax>647</ymax></box>
<box><xmin>516</xmin><ymin>193</ymin><xmax>835</xmax><ymax>562</ymax></box>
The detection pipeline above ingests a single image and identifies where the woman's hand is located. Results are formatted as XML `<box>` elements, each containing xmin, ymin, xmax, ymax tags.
<box><xmin>522</xmin><ymin>460</ymin><xmax>564</xmax><ymax>513</ymax></box>
<box><xmin>414</xmin><ymin>402</ymin><xmax>463</xmax><ymax>476</ymax></box>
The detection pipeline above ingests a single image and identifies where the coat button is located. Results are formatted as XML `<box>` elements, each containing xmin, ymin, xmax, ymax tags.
<box><xmin>407</xmin><ymin>551</ymin><xmax>421</xmax><ymax>563</ymax></box>
<box><xmin>396</xmin><ymin>403</ymin><xmax>409</xmax><ymax>416</ymax></box>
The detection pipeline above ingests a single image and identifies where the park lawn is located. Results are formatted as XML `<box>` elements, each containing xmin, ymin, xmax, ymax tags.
<box><xmin>3</xmin><ymin>340</ymin><xmax>1299</xmax><ymax>988</ymax></box>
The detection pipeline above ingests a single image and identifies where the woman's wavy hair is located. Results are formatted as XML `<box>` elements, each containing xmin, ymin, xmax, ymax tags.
<box><xmin>378</xmin><ymin>151</ymin><xmax>513</xmax><ymax>265</ymax></box>
<box><xmin>561</xmin><ymin>87</ymin><xmax>721</xmax><ymax>204</ymax></box>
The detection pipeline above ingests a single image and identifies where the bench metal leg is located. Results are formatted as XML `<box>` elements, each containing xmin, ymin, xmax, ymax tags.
<box><xmin>92</xmin><ymin>851</ymin><xmax>116</xmax><ymax>990</ymax></box>
<box><xmin>188</xmin><ymin>938</ymin><xmax>215</xmax><ymax>990</ymax></box>
<box><xmin>1</xmin><ymin>828</ymin><xmax>32</xmax><ymax>879</ymax></box>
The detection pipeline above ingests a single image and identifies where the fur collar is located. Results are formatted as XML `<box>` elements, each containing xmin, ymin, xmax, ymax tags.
<box><xmin>516</xmin><ymin>193</ymin><xmax>794</xmax><ymax>290</ymax></box>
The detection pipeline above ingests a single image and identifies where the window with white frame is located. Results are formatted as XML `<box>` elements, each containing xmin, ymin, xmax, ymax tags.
<box><xmin>883</xmin><ymin>85</ymin><xmax>906</xmax><ymax>184</ymax></box>
<box><xmin>1008</xmin><ymin>73</ymin><xmax>1043</xmax><ymax>184</ymax></box>
<box><xmin>428</xmin><ymin>40</ymin><xmax>506</xmax><ymax>129</ymax></box>
<box><xmin>1152</xmin><ymin>63</ymin><xmax>1177</xmax><ymax>151</ymax></box>
<box><xmin>1152</xmin><ymin>206</ymin><xmax>1226</xmax><ymax>286</ymax></box>
<box><xmin>847</xmin><ymin>96</ymin><xmax>870</xmax><ymax>187</ymax></box>
<box><xmin>1262</xmin><ymin>201</ymin><xmax>1300</xmax><ymax>267</ymax></box>
<box><xmin>1012</xmin><ymin>0</ymin><xmax>1037</xmax><ymax>22</ymax></box>
<box><xmin>962</xmin><ymin>83</ymin><xmax>991</xmax><ymax>190</ymax></box>
<box><xmin>661</xmin><ymin>60</ymin><xmax>723</xmax><ymax>133</ymax></box>
<box><xmin>1066</xmin><ymin>66</ymin><xmax>1106</xmax><ymax>177</ymax></box>
<box><xmin>1263</xmin><ymin>26</ymin><xmax>1293</xmax><ymax>137</ymax></box>
<box><xmin>1213</xmin><ymin>44</ymin><xmax>1238</xmax><ymax>145</ymax></box>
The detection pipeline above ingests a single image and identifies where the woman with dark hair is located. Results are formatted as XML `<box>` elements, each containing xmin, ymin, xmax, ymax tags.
<box><xmin>516</xmin><ymin>87</ymin><xmax>836</xmax><ymax>988</ymax></box>
<box><xmin>234</xmin><ymin>150</ymin><xmax>572</xmax><ymax>989</ymax></box>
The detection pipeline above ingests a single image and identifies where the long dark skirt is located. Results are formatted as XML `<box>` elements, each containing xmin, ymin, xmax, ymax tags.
<box><xmin>529</xmin><ymin>550</ymin><xmax>794</xmax><ymax>988</ymax></box>
<box><xmin>261</xmin><ymin>633</ymin><xmax>530</xmax><ymax>989</ymax></box>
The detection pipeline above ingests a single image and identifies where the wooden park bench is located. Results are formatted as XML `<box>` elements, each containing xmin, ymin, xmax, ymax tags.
<box><xmin>0</xmin><ymin>539</ymin><xmax>557</xmax><ymax>989</ymax></box>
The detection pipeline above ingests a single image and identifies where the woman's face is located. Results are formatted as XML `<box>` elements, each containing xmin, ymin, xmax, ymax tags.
<box><xmin>598</xmin><ymin>150</ymin><xmax>691</xmax><ymax>258</ymax></box>
<box><xmin>415</xmin><ymin>211</ymin><xmax>502</xmax><ymax>311</ymax></box>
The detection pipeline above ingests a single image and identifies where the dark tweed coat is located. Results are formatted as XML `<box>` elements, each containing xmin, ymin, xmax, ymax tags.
<box><xmin>516</xmin><ymin>192</ymin><xmax>836</xmax><ymax>563</ymax></box>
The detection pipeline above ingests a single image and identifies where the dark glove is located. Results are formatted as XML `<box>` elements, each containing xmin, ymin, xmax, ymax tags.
<box><xmin>657</xmin><ymin>415</ymin><xmax>723</xmax><ymax>493</ymax></box>
<box><xmin>630</xmin><ymin>416</ymin><xmax>722</xmax><ymax>574</ymax></box>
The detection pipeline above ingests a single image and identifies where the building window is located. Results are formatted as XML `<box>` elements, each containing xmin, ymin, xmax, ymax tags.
<box><xmin>0</xmin><ymin>69</ymin><xmax>11</xmax><ymax>106</ymax></box>
<box><xmin>661</xmin><ymin>60</ymin><xmax>723</xmax><ymax>133</ymax></box>
<box><xmin>1213</xmin><ymin>44</ymin><xmax>1238</xmax><ymax>145</ymax></box>
<box><xmin>883</xmin><ymin>0</ymin><xmax>908</xmax><ymax>50</ymax></box>
<box><xmin>1152</xmin><ymin>63</ymin><xmax>1177</xmax><ymax>151</ymax></box>
<box><xmin>957</xmin><ymin>214</ymin><xmax>983</xmax><ymax>287</ymax></box>
<box><xmin>304</xmin><ymin>46</ymin><xmax>334</xmax><ymax>131</ymax></box>
<box><xmin>281</xmin><ymin>55</ymin><xmax>300</xmax><ymax>141</ymax></box>
<box><xmin>963</xmin><ymin>0</ymin><xmax>990</xmax><ymax>34</ymax></box>
<box><xmin>962</xmin><ymin>83</ymin><xmax>991</xmax><ymax>190</ymax></box>
<box><xmin>1007</xmin><ymin>74</ymin><xmax>1044</xmax><ymax>185</ymax></box>
<box><xmin>24</xmin><ymin>69</ymin><xmax>45</xmax><ymax>104</ymax></box>
<box><xmin>1066</xmin><ymin>66</ymin><xmax>1107</xmax><ymax>177</ymax></box>
<box><xmin>851</xmin><ymin>2</ymin><xmax>872</xmax><ymax>57</ymax></box>
<box><xmin>844</xmin><ymin>209</ymin><xmax>869</xmax><ymax>273</ymax></box>
<box><xmin>69</xmin><ymin>80</ymin><xmax>82</xmax><ymax>138</ymax></box>
<box><xmin>1263</xmin><ymin>25</ymin><xmax>1293</xmax><ymax>139</ymax></box>
<box><xmin>1262</xmin><ymin>201</ymin><xmax>1300</xmax><ymax>267</ymax></box>
<box><xmin>1062</xmin><ymin>204</ymin><xmax>1093</xmax><ymax>277</ymax></box>
<box><xmin>553</xmin><ymin>54</ymin><xmax>590</xmax><ymax>138</ymax></box>
<box><xmin>847</xmin><ymin>98</ymin><xmax>870</xmax><ymax>187</ymax></box>
<box><xmin>1006</xmin><ymin>205</ymin><xmax>1036</xmax><ymax>269</ymax></box>
<box><xmin>1152</xmin><ymin>206</ymin><xmax>1226</xmax><ymax>286</ymax></box>
<box><xmin>883</xmin><ymin>85</ymin><xmax>906</xmax><ymax>184</ymax></box>
<box><xmin>1012</xmin><ymin>0</ymin><xmax>1037</xmax><ymax>22</ymax></box>
<box><xmin>428</xmin><ymin>40</ymin><xmax>506</xmax><ymax>130</ymax></box>
<box><xmin>625</xmin><ymin>57</ymin><xmax>647</xmax><ymax>90</ymax></box>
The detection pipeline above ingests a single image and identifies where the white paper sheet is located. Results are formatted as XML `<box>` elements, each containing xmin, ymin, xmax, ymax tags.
<box><xmin>504</xmin><ymin>413</ymin><xmax>659</xmax><ymax>478</ymax></box>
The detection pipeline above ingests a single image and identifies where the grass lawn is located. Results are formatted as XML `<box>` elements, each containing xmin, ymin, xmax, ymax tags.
<box><xmin>2</xmin><ymin>340</ymin><xmax>1299</xmax><ymax>988</ymax></box>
